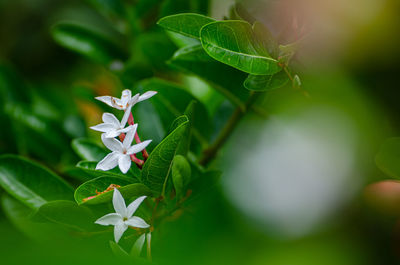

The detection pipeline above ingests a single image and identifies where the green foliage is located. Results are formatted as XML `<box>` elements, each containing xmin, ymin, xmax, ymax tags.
<box><xmin>34</xmin><ymin>200</ymin><xmax>96</xmax><ymax>231</ymax></box>
<box><xmin>141</xmin><ymin>119</ymin><xmax>189</xmax><ymax>194</ymax></box>
<box><xmin>157</xmin><ymin>13</ymin><xmax>215</xmax><ymax>39</ymax></box>
<box><xmin>375</xmin><ymin>137</ymin><xmax>400</xmax><ymax>178</ymax></box>
<box><xmin>200</xmin><ymin>21</ymin><xmax>281</xmax><ymax>75</ymax></box>
<box><xmin>51</xmin><ymin>22</ymin><xmax>126</xmax><ymax>64</ymax></box>
<box><xmin>0</xmin><ymin>155</ymin><xmax>74</xmax><ymax>209</ymax></box>
<box><xmin>244</xmin><ymin>71</ymin><xmax>289</xmax><ymax>91</ymax></box>
<box><xmin>172</xmin><ymin>155</ymin><xmax>191</xmax><ymax>200</ymax></box>
<box><xmin>74</xmin><ymin>176</ymin><xmax>153</xmax><ymax>205</ymax></box>
<box><xmin>72</xmin><ymin>138</ymin><xmax>108</xmax><ymax>162</ymax></box>
<box><xmin>76</xmin><ymin>161</ymin><xmax>141</xmax><ymax>179</ymax></box>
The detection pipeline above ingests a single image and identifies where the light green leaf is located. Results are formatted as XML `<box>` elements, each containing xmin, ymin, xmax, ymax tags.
<box><xmin>158</xmin><ymin>13</ymin><xmax>215</xmax><ymax>39</ymax></box>
<box><xmin>200</xmin><ymin>20</ymin><xmax>281</xmax><ymax>75</ymax></box>
<box><xmin>75</xmin><ymin>176</ymin><xmax>153</xmax><ymax>205</ymax></box>
<box><xmin>244</xmin><ymin>71</ymin><xmax>289</xmax><ymax>91</ymax></box>
<box><xmin>172</xmin><ymin>155</ymin><xmax>191</xmax><ymax>200</ymax></box>
<box><xmin>0</xmin><ymin>155</ymin><xmax>74</xmax><ymax>209</ymax></box>
<box><xmin>130</xmin><ymin>234</ymin><xmax>146</xmax><ymax>257</ymax></box>
<box><xmin>168</xmin><ymin>44</ymin><xmax>249</xmax><ymax>109</ymax></box>
<box><xmin>72</xmin><ymin>138</ymin><xmax>108</xmax><ymax>162</ymax></box>
<box><xmin>376</xmin><ymin>138</ymin><xmax>400</xmax><ymax>178</ymax></box>
<box><xmin>141</xmin><ymin>120</ymin><xmax>189</xmax><ymax>194</ymax></box>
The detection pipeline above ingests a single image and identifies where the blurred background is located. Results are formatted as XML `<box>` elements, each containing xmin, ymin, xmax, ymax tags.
<box><xmin>1</xmin><ymin>0</ymin><xmax>400</xmax><ymax>264</ymax></box>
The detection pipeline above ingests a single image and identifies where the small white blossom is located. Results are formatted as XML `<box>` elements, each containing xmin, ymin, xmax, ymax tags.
<box><xmin>95</xmin><ymin>189</ymin><xmax>150</xmax><ymax>243</ymax></box>
<box><xmin>96</xmin><ymin>124</ymin><xmax>151</xmax><ymax>173</ymax></box>
<box><xmin>90</xmin><ymin>111</ymin><xmax>133</xmax><ymax>138</ymax></box>
<box><xmin>96</xmin><ymin>89</ymin><xmax>157</xmax><ymax>110</ymax></box>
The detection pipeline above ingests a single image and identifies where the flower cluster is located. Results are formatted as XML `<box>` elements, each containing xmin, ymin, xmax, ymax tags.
<box><xmin>91</xmin><ymin>89</ymin><xmax>156</xmax><ymax>173</ymax></box>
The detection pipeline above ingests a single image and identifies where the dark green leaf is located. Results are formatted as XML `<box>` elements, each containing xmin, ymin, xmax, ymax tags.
<box><xmin>168</xmin><ymin>44</ymin><xmax>249</xmax><ymax>109</ymax></box>
<box><xmin>75</xmin><ymin>176</ymin><xmax>153</xmax><ymax>205</ymax></box>
<box><xmin>172</xmin><ymin>155</ymin><xmax>191</xmax><ymax>200</ymax></box>
<box><xmin>376</xmin><ymin>138</ymin><xmax>400</xmax><ymax>178</ymax></box>
<box><xmin>200</xmin><ymin>21</ymin><xmax>281</xmax><ymax>75</ymax></box>
<box><xmin>141</xmin><ymin>120</ymin><xmax>189</xmax><ymax>194</ymax></box>
<box><xmin>158</xmin><ymin>13</ymin><xmax>215</xmax><ymax>39</ymax></box>
<box><xmin>72</xmin><ymin>138</ymin><xmax>108</xmax><ymax>162</ymax></box>
<box><xmin>1</xmin><ymin>195</ymin><xmax>61</xmax><ymax>240</ymax></box>
<box><xmin>137</xmin><ymin>78</ymin><xmax>212</xmax><ymax>144</ymax></box>
<box><xmin>244</xmin><ymin>70</ymin><xmax>289</xmax><ymax>91</ymax></box>
<box><xmin>76</xmin><ymin>161</ymin><xmax>141</xmax><ymax>180</ymax></box>
<box><xmin>51</xmin><ymin>22</ymin><xmax>126</xmax><ymax>64</ymax></box>
<box><xmin>0</xmin><ymin>155</ymin><xmax>74</xmax><ymax>209</ymax></box>
<box><xmin>109</xmin><ymin>241</ymin><xmax>130</xmax><ymax>259</ymax></box>
<box><xmin>34</xmin><ymin>200</ymin><xmax>96</xmax><ymax>231</ymax></box>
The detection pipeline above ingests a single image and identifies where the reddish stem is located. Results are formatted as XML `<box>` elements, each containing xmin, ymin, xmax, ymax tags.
<box><xmin>128</xmin><ymin>113</ymin><xmax>149</xmax><ymax>160</ymax></box>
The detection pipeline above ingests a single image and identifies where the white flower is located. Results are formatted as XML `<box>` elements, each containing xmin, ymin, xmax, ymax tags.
<box><xmin>90</xmin><ymin>111</ymin><xmax>133</xmax><ymax>138</ymax></box>
<box><xmin>96</xmin><ymin>89</ymin><xmax>157</xmax><ymax>110</ymax></box>
<box><xmin>96</xmin><ymin>124</ymin><xmax>152</xmax><ymax>173</ymax></box>
<box><xmin>95</xmin><ymin>189</ymin><xmax>150</xmax><ymax>243</ymax></box>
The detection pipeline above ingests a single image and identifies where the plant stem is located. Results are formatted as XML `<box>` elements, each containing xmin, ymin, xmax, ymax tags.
<box><xmin>199</xmin><ymin>92</ymin><xmax>259</xmax><ymax>166</ymax></box>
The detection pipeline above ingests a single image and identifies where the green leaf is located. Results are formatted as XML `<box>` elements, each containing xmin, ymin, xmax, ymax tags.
<box><xmin>34</xmin><ymin>200</ymin><xmax>95</xmax><ymax>231</ymax></box>
<box><xmin>168</xmin><ymin>44</ymin><xmax>249</xmax><ymax>109</ymax></box>
<box><xmin>76</xmin><ymin>161</ymin><xmax>140</xmax><ymax>179</ymax></box>
<box><xmin>137</xmin><ymin>78</ymin><xmax>212</xmax><ymax>144</ymax></box>
<box><xmin>200</xmin><ymin>21</ymin><xmax>281</xmax><ymax>75</ymax></box>
<box><xmin>244</xmin><ymin>71</ymin><xmax>289</xmax><ymax>91</ymax></box>
<box><xmin>109</xmin><ymin>241</ymin><xmax>130</xmax><ymax>259</ymax></box>
<box><xmin>253</xmin><ymin>21</ymin><xmax>279</xmax><ymax>58</ymax></box>
<box><xmin>158</xmin><ymin>13</ymin><xmax>215</xmax><ymax>39</ymax></box>
<box><xmin>51</xmin><ymin>22</ymin><xmax>126</xmax><ymax>64</ymax></box>
<box><xmin>75</xmin><ymin>176</ymin><xmax>153</xmax><ymax>205</ymax></box>
<box><xmin>172</xmin><ymin>155</ymin><xmax>191</xmax><ymax>200</ymax></box>
<box><xmin>1</xmin><ymin>194</ymin><xmax>61</xmax><ymax>241</ymax></box>
<box><xmin>130</xmin><ymin>234</ymin><xmax>146</xmax><ymax>257</ymax></box>
<box><xmin>72</xmin><ymin>138</ymin><xmax>108</xmax><ymax>162</ymax></box>
<box><xmin>141</xmin><ymin>120</ymin><xmax>189</xmax><ymax>194</ymax></box>
<box><xmin>185</xmin><ymin>169</ymin><xmax>221</xmax><ymax>204</ymax></box>
<box><xmin>376</xmin><ymin>138</ymin><xmax>400</xmax><ymax>178</ymax></box>
<box><xmin>229</xmin><ymin>3</ymin><xmax>256</xmax><ymax>23</ymax></box>
<box><xmin>0</xmin><ymin>155</ymin><xmax>74</xmax><ymax>209</ymax></box>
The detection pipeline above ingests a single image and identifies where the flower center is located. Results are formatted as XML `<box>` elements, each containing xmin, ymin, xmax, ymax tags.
<box><xmin>122</xmin><ymin>148</ymin><xmax>127</xmax><ymax>154</ymax></box>
<box><xmin>123</xmin><ymin>217</ymin><xmax>128</xmax><ymax>221</ymax></box>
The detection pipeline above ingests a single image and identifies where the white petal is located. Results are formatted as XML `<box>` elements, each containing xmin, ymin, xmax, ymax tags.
<box><xmin>118</xmin><ymin>155</ymin><xmax>131</xmax><ymax>174</ymax></box>
<box><xmin>123</xmin><ymin>124</ymin><xmax>138</xmax><ymax>149</ymax></box>
<box><xmin>138</xmin><ymin>91</ymin><xmax>157</xmax><ymax>102</ymax></box>
<box><xmin>114</xmin><ymin>220</ymin><xmax>128</xmax><ymax>243</ymax></box>
<box><xmin>121</xmin><ymin>89</ymin><xmax>132</xmax><ymax>107</ymax></box>
<box><xmin>130</xmin><ymin>233</ymin><xmax>146</xmax><ymax>257</ymax></box>
<box><xmin>96</xmin><ymin>152</ymin><xmax>120</xmax><ymax>171</ymax></box>
<box><xmin>102</xmin><ymin>113</ymin><xmax>120</xmax><ymax>127</ymax></box>
<box><xmin>127</xmin><ymin>140</ymin><xmax>152</xmax><ymax>155</ymax></box>
<box><xmin>102</xmin><ymin>135</ymin><xmax>123</xmax><ymax>152</ymax></box>
<box><xmin>104</xmin><ymin>129</ymin><xmax>120</xmax><ymax>138</ymax></box>
<box><xmin>127</xmin><ymin>196</ymin><xmax>147</xmax><ymax>217</ymax></box>
<box><xmin>113</xmin><ymin>188</ymin><xmax>127</xmax><ymax>217</ymax></box>
<box><xmin>120</xmin><ymin>105</ymin><xmax>132</xmax><ymax>127</ymax></box>
<box><xmin>95</xmin><ymin>213</ymin><xmax>122</xmax><ymax>226</ymax></box>
<box><xmin>110</xmin><ymin>97</ymin><xmax>124</xmax><ymax>110</ymax></box>
<box><xmin>90</xmin><ymin>123</ymin><xmax>115</xmax><ymax>133</ymax></box>
<box><xmin>95</xmin><ymin>96</ymin><xmax>113</xmax><ymax>107</ymax></box>
<box><xmin>125</xmin><ymin>216</ymin><xmax>150</xmax><ymax>228</ymax></box>
<box><xmin>119</xmin><ymin>125</ymin><xmax>135</xmax><ymax>134</ymax></box>
<box><xmin>129</xmin><ymin>93</ymin><xmax>140</xmax><ymax>106</ymax></box>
